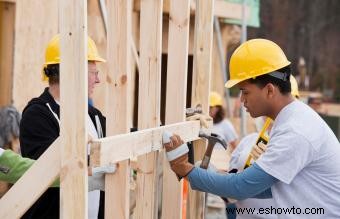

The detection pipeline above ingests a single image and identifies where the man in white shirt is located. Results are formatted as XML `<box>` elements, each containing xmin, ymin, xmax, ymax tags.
<box><xmin>163</xmin><ymin>39</ymin><xmax>340</xmax><ymax>219</ymax></box>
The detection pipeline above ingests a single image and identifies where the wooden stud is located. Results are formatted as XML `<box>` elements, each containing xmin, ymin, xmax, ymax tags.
<box><xmin>90</xmin><ymin>121</ymin><xmax>201</xmax><ymax>166</ymax></box>
<box><xmin>104</xmin><ymin>0</ymin><xmax>132</xmax><ymax>218</ymax></box>
<box><xmin>188</xmin><ymin>0</ymin><xmax>214</xmax><ymax>219</ymax></box>
<box><xmin>135</xmin><ymin>0</ymin><xmax>163</xmax><ymax>218</ymax></box>
<box><xmin>161</xmin><ymin>0</ymin><xmax>191</xmax><ymax>218</ymax></box>
<box><xmin>59</xmin><ymin>0</ymin><xmax>88</xmax><ymax>218</ymax></box>
<box><xmin>0</xmin><ymin>139</ymin><xmax>61</xmax><ymax>219</ymax></box>
<box><xmin>87</xmin><ymin>0</ymin><xmax>108</xmax><ymax>114</ymax></box>
<box><xmin>0</xmin><ymin>2</ymin><xmax>15</xmax><ymax>106</ymax></box>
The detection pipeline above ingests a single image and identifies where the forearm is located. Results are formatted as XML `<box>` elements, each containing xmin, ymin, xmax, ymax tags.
<box><xmin>0</xmin><ymin>150</ymin><xmax>60</xmax><ymax>186</ymax></box>
<box><xmin>187</xmin><ymin>163</ymin><xmax>277</xmax><ymax>200</ymax></box>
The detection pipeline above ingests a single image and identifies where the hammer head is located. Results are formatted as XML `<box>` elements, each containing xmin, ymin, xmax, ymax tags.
<box><xmin>198</xmin><ymin>131</ymin><xmax>227</xmax><ymax>149</ymax></box>
<box><xmin>186</xmin><ymin>104</ymin><xmax>202</xmax><ymax>117</ymax></box>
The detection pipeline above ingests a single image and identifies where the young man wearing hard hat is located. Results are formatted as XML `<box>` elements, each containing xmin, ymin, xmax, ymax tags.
<box><xmin>163</xmin><ymin>39</ymin><xmax>340</xmax><ymax>218</ymax></box>
<box><xmin>226</xmin><ymin>75</ymin><xmax>299</xmax><ymax>219</ymax></box>
<box><xmin>19</xmin><ymin>35</ymin><xmax>109</xmax><ymax>219</ymax></box>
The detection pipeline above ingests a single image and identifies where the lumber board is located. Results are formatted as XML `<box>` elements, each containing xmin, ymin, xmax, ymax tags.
<box><xmin>161</xmin><ymin>0</ymin><xmax>190</xmax><ymax>218</ymax></box>
<box><xmin>135</xmin><ymin>0</ymin><xmax>163</xmax><ymax>218</ymax></box>
<box><xmin>59</xmin><ymin>0</ymin><xmax>88</xmax><ymax>218</ymax></box>
<box><xmin>0</xmin><ymin>2</ymin><xmax>14</xmax><ymax>106</ymax></box>
<box><xmin>90</xmin><ymin>121</ymin><xmax>200</xmax><ymax>166</ymax></box>
<box><xmin>88</xmin><ymin>0</ymin><xmax>108</xmax><ymax>114</ymax></box>
<box><xmin>104</xmin><ymin>0</ymin><xmax>132</xmax><ymax>218</ymax></box>
<box><xmin>0</xmin><ymin>139</ymin><xmax>61</xmax><ymax>219</ymax></box>
<box><xmin>188</xmin><ymin>0</ymin><xmax>214</xmax><ymax>219</ymax></box>
<box><xmin>134</xmin><ymin>0</ymin><xmax>248</xmax><ymax>20</ymax></box>
<box><xmin>191</xmin><ymin>0</ymin><xmax>214</xmax><ymax>112</ymax></box>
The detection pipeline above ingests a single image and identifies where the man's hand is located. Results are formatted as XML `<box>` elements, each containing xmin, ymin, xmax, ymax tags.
<box><xmin>163</xmin><ymin>132</ymin><xmax>194</xmax><ymax>180</ymax></box>
<box><xmin>250</xmin><ymin>142</ymin><xmax>267</xmax><ymax>160</ymax></box>
<box><xmin>88</xmin><ymin>164</ymin><xmax>117</xmax><ymax>191</ymax></box>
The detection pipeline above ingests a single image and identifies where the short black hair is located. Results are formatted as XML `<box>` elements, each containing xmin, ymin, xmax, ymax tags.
<box><xmin>248</xmin><ymin>66</ymin><xmax>291</xmax><ymax>95</ymax></box>
<box><xmin>43</xmin><ymin>64</ymin><xmax>60</xmax><ymax>84</ymax></box>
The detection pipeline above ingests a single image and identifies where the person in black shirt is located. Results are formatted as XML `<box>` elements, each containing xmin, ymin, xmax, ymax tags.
<box><xmin>20</xmin><ymin>35</ymin><xmax>107</xmax><ymax>219</ymax></box>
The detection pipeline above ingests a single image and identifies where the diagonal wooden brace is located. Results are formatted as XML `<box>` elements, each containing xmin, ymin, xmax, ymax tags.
<box><xmin>0</xmin><ymin>138</ymin><xmax>61</xmax><ymax>219</ymax></box>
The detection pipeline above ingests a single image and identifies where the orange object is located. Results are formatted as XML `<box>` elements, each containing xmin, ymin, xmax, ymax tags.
<box><xmin>182</xmin><ymin>179</ymin><xmax>188</xmax><ymax>219</ymax></box>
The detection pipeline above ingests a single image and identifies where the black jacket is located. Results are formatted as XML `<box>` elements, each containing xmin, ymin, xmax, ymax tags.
<box><xmin>20</xmin><ymin>87</ymin><xmax>106</xmax><ymax>219</ymax></box>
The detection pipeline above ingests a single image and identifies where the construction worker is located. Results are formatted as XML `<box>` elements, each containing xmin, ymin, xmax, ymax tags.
<box><xmin>229</xmin><ymin>74</ymin><xmax>299</xmax><ymax>219</ymax></box>
<box><xmin>209</xmin><ymin>91</ymin><xmax>238</xmax><ymax>151</ymax></box>
<box><xmin>163</xmin><ymin>39</ymin><xmax>340</xmax><ymax>218</ymax></box>
<box><xmin>19</xmin><ymin>35</ymin><xmax>108</xmax><ymax>219</ymax></box>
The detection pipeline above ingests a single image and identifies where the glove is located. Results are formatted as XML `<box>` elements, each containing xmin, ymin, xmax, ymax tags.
<box><xmin>186</xmin><ymin>114</ymin><xmax>212</xmax><ymax>129</ymax></box>
<box><xmin>88</xmin><ymin>164</ymin><xmax>117</xmax><ymax>191</ymax></box>
<box><xmin>250</xmin><ymin>142</ymin><xmax>267</xmax><ymax>160</ymax></box>
<box><xmin>163</xmin><ymin>131</ymin><xmax>194</xmax><ymax>180</ymax></box>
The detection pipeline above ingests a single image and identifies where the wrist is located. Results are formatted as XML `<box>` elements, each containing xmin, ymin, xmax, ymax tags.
<box><xmin>171</xmin><ymin>158</ymin><xmax>194</xmax><ymax>179</ymax></box>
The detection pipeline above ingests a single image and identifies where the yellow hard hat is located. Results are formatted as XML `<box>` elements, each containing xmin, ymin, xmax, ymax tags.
<box><xmin>42</xmin><ymin>34</ymin><xmax>106</xmax><ymax>81</ymax></box>
<box><xmin>290</xmin><ymin>75</ymin><xmax>300</xmax><ymax>98</ymax></box>
<box><xmin>209</xmin><ymin>91</ymin><xmax>223</xmax><ymax>107</ymax></box>
<box><xmin>225</xmin><ymin>39</ymin><xmax>291</xmax><ymax>88</ymax></box>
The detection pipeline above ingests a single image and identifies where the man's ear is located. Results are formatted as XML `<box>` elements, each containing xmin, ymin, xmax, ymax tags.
<box><xmin>266</xmin><ymin>83</ymin><xmax>275</xmax><ymax>98</ymax></box>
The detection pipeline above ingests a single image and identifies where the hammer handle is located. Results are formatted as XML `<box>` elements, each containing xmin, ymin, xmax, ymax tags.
<box><xmin>200</xmin><ymin>142</ymin><xmax>214</xmax><ymax>169</ymax></box>
<box><xmin>200</xmin><ymin>155</ymin><xmax>210</xmax><ymax>169</ymax></box>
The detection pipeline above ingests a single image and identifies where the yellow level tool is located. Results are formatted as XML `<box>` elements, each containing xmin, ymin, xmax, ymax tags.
<box><xmin>243</xmin><ymin>117</ymin><xmax>273</xmax><ymax>170</ymax></box>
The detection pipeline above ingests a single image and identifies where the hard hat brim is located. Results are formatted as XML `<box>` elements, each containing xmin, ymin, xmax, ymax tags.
<box><xmin>225</xmin><ymin>79</ymin><xmax>243</xmax><ymax>88</ymax></box>
<box><xmin>90</xmin><ymin>57</ymin><xmax>106</xmax><ymax>63</ymax></box>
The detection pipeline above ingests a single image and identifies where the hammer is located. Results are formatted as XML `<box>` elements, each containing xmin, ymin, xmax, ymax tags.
<box><xmin>198</xmin><ymin>131</ymin><xmax>227</xmax><ymax>169</ymax></box>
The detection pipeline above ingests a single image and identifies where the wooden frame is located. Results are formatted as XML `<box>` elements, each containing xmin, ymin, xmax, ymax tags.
<box><xmin>188</xmin><ymin>1</ymin><xmax>214</xmax><ymax>218</ymax></box>
<box><xmin>161</xmin><ymin>0</ymin><xmax>191</xmax><ymax>218</ymax></box>
<box><xmin>90</xmin><ymin>121</ymin><xmax>201</xmax><ymax>166</ymax></box>
<box><xmin>0</xmin><ymin>139</ymin><xmax>61</xmax><ymax>218</ymax></box>
<box><xmin>104</xmin><ymin>0</ymin><xmax>132</xmax><ymax>218</ymax></box>
<box><xmin>59</xmin><ymin>0</ymin><xmax>88</xmax><ymax>217</ymax></box>
<box><xmin>135</xmin><ymin>1</ymin><xmax>163</xmax><ymax>218</ymax></box>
